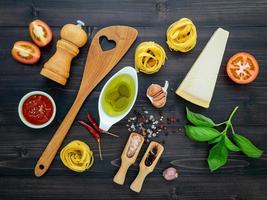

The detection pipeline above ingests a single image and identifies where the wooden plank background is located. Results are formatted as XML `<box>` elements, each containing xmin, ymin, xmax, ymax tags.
<box><xmin>0</xmin><ymin>0</ymin><xmax>267</xmax><ymax>199</ymax></box>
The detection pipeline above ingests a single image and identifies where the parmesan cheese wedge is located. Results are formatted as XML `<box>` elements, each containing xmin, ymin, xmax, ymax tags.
<box><xmin>176</xmin><ymin>28</ymin><xmax>229</xmax><ymax>108</ymax></box>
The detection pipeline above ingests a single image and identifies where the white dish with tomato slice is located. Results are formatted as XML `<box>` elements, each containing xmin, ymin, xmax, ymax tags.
<box><xmin>18</xmin><ymin>91</ymin><xmax>56</xmax><ymax>129</ymax></box>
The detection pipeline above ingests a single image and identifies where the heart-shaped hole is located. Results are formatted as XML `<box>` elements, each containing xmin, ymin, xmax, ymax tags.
<box><xmin>99</xmin><ymin>36</ymin><xmax>116</xmax><ymax>51</ymax></box>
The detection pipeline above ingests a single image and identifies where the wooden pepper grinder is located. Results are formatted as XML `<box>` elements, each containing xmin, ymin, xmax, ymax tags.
<box><xmin>40</xmin><ymin>20</ymin><xmax>88</xmax><ymax>85</ymax></box>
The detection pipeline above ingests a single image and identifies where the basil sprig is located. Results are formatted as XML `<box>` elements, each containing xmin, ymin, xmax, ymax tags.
<box><xmin>208</xmin><ymin>139</ymin><xmax>228</xmax><ymax>172</ymax></box>
<box><xmin>233</xmin><ymin>133</ymin><xmax>263</xmax><ymax>158</ymax></box>
<box><xmin>186</xmin><ymin>107</ymin><xmax>216</xmax><ymax>127</ymax></box>
<box><xmin>185</xmin><ymin>126</ymin><xmax>221</xmax><ymax>141</ymax></box>
<box><xmin>185</xmin><ymin>106</ymin><xmax>263</xmax><ymax>172</ymax></box>
<box><xmin>224</xmin><ymin>135</ymin><xmax>240</xmax><ymax>152</ymax></box>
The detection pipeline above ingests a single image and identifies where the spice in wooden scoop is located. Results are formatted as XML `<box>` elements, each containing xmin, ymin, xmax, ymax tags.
<box><xmin>127</xmin><ymin>134</ymin><xmax>142</xmax><ymax>158</ymax></box>
<box><xmin>145</xmin><ymin>145</ymin><xmax>158</xmax><ymax>166</ymax></box>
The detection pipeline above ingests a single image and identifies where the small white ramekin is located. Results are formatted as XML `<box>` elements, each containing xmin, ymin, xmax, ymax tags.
<box><xmin>18</xmin><ymin>91</ymin><xmax>56</xmax><ymax>129</ymax></box>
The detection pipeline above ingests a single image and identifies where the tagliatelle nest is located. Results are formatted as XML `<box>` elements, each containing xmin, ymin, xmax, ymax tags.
<box><xmin>166</xmin><ymin>18</ymin><xmax>197</xmax><ymax>52</ymax></box>
<box><xmin>135</xmin><ymin>41</ymin><xmax>166</xmax><ymax>74</ymax></box>
<box><xmin>60</xmin><ymin>140</ymin><xmax>94</xmax><ymax>172</ymax></box>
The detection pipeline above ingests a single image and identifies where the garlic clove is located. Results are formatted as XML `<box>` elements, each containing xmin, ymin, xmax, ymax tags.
<box><xmin>163</xmin><ymin>167</ymin><xmax>178</xmax><ymax>181</ymax></box>
<box><xmin>147</xmin><ymin>84</ymin><xmax>162</xmax><ymax>97</ymax></box>
<box><xmin>146</xmin><ymin>82</ymin><xmax>168</xmax><ymax>108</ymax></box>
<box><xmin>153</xmin><ymin>92</ymin><xmax>165</xmax><ymax>101</ymax></box>
<box><xmin>154</xmin><ymin>97</ymin><xmax>166</xmax><ymax>108</ymax></box>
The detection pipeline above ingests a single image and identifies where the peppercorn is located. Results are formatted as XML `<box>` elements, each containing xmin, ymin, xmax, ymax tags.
<box><xmin>145</xmin><ymin>146</ymin><xmax>158</xmax><ymax>167</ymax></box>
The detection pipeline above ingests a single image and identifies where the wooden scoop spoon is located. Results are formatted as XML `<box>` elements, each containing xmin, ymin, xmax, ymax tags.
<box><xmin>130</xmin><ymin>141</ymin><xmax>164</xmax><ymax>193</ymax></box>
<box><xmin>113</xmin><ymin>132</ymin><xmax>144</xmax><ymax>185</ymax></box>
<box><xmin>34</xmin><ymin>26</ymin><xmax>138</xmax><ymax>177</ymax></box>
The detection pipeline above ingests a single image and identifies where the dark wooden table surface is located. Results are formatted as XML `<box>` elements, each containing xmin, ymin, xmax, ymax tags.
<box><xmin>1</xmin><ymin>0</ymin><xmax>267</xmax><ymax>199</ymax></box>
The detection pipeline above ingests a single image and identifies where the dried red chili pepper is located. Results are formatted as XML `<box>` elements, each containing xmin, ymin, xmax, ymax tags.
<box><xmin>78</xmin><ymin>120</ymin><xmax>102</xmax><ymax>160</ymax></box>
<box><xmin>86</xmin><ymin>113</ymin><xmax>101</xmax><ymax>132</ymax></box>
<box><xmin>79</xmin><ymin>120</ymin><xmax>99</xmax><ymax>139</ymax></box>
<box><xmin>87</xmin><ymin>113</ymin><xmax>119</xmax><ymax>138</ymax></box>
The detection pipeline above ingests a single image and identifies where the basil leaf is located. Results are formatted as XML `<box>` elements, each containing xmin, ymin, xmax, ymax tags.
<box><xmin>233</xmin><ymin>134</ymin><xmax>263</xmax><ymax>158</ymax></box>
<box><xmin>186</xmin><ymin>107</ymin><xmax>215</xmax><ymax>127</ymax></box>
<box><xmin>208</xmin><ymin>140</ymin><xmax>228</xmax><ymax>171</ymax></box>
<box><xmin>208</xmin><ymin>135</ymin><xmax>223</xmax><ymax>144</ymax></box>
<box><xmin>185</xmin><ymin>125</ymin><xmax>221</xmax><ymax>142</ymax></box>
<box><xmin>224</xmin><ymin>135</ymin><xmax>240</xmax><ymax>152</ymax></box>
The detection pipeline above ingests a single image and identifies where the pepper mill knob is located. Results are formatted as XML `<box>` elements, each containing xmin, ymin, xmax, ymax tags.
<box><xmin>60</xmin><ymin>20</ymin><xmax>87</xmax><ymax>47</ymax></box>
<box><xmin>40</xmin><ymin>20</ymin><xmax>88</xmax><ymax>85</ymax></box>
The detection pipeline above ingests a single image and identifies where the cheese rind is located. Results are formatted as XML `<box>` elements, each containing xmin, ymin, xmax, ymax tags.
<box><xmin>176</xmin><ymin>88</ymin><xmax>210</xmax><ymax>108</ymax></box>
<box><xmin>176</xmin><ymin>28</ymin><xmax>229</xmax><ymax>108</ymax></box>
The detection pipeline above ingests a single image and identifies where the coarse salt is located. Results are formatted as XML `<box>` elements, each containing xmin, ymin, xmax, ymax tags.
<box><xmin>127</xmin><ymin>134</ymin><xmax>142</xmax><ymax>158</ymax></box>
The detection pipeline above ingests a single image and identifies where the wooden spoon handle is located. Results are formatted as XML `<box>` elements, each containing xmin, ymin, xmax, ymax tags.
<box><xmin>130</xmin><ymin>170</ymin><xmax>148</xmax><ymax>193</ymax></box>
<box><xmin>34</xmin><ymin>96</ymin><xmax>85</xmax><ymax>177</ymax></box>
<box><xmin>113</xmin><ymin>161</ymin><xmax>131</xmax><ymax>185</ymax></box>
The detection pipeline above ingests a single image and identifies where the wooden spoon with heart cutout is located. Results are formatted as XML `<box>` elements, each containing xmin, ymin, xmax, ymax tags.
<box><xmin>34</xmin><ymin>26</ymin><xmax>138</xmax><ymax>177</ymax></box>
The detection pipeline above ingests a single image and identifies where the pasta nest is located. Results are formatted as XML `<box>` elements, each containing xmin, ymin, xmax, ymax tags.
<box><xmin>166</xmin><ymin>18</ymin><xmax>197</xmax><ymax>52</ymax></box>
<box><xmin>60</xmin><ymin>140</ymin><xmax>94</xmax><ymax>172</ymax></box>
<box><xmin>135</xmin><ymin>41</ymin><xmax>166</xmax><ymax>74</ymax></box>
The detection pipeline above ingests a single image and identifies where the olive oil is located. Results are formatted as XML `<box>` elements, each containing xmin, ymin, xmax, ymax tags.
<box><xmin>102</xmin><ymin>74</ymin><xmax>135</xmax><ymax>116</ymax></box>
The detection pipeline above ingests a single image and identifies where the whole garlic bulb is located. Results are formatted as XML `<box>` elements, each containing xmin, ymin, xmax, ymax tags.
<box><xmin>163</xmin><ymin>167</ymin><xmax>178</xmax><ymax>181</ymax></box>
<box><xmin>147</xmin><ymin>81</ymin><xmax>169</xmax><ymax>108</ymax></box>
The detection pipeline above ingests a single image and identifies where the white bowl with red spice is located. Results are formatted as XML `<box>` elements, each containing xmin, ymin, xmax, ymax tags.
<box><xmin>18</xmin><ymin>91</ymin><xmax>56</xmax><ymax>129</ymax></box>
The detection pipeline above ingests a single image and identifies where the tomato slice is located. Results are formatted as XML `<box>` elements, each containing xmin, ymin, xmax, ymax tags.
<box><xmin>29</xmin><ymin>19</ymin><xmax>52</xmax><ymax>47</ymax></box>
<box><xmin>226</xmin><ymin>52</ymin><xmax>259</xmax><ymax>84</ymax></box>
<box><xmin>11</xmin><ymin>41</ymin><xmax>41</xmax><ymax>64</ymax></box>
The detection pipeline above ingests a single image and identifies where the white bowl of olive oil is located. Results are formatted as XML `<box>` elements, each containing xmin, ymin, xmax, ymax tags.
<box><xmin>98</xmin><ymin>66</ymin><xmax>138</xmax><ymax>131</ymax></box>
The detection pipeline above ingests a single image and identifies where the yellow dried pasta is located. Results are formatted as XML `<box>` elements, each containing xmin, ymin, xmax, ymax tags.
<box><xmin>166</xmin><ymin>18</ymin><xmax>197</xmax><ymax>52</ymax></box>
<box><xmin>60</xmin><ymin>140</ymin><xmax>94</xmax><ymax>172</ymax></box>
<box><xmin>135</xmin><ymin>41</ymin><xmax>166</xmax><ymax>74</ymax></box>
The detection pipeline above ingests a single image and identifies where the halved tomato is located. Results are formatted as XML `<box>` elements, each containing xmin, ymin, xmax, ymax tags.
<box><xmin>11</xmin><ymin>41</ymin><xmax>41</xmax><ymax>64</ymax></box>
<box><xmin>29</xmin><ymin>19</ymin><xmax>52</xmax><ymax>47</ymax></box>
<box><xmin>226</xmin><ymin>52</ymin><xmax>259</xmax><ymax>84</ymax></box>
